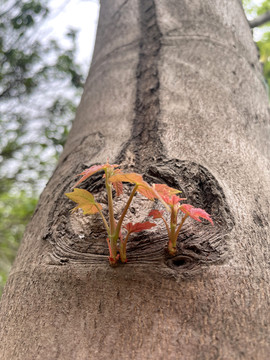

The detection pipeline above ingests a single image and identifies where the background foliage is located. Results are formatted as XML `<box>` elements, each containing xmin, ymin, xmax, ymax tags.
<box><xmin>244</xmin><ymin>0</ymin><xmax>270</xmax><ymax>90</ymax></box>
<box><xmin>0</xmin><ymin>0</ymin><xmax>84</xmax><ymax>293</ymax></box>
<box><xmin>0</xmin><ymin>0</ymin><xmax>270</xmax><ymax>295</ymax></box>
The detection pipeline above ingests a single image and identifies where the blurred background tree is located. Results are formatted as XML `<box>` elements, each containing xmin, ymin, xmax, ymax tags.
<box><xmin>244</xmin><ymin>0</ymin><xmax>270</xmax><ymax>91</ymax></box>
<box><xmin>0</xmin><ymin>0</ymin><xmax>269</xmax><ymax>295</ymax></box>
<box><xmin>0</xmin><ymin>0</ymin><xmax>86</xmax><ymax>293</ymax></box>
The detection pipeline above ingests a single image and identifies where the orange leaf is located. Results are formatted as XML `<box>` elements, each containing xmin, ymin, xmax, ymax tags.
<box><xmin>111</xmin><ymin>168</ymin><xmax>123</xmax><ymax>196</ymax></box>
<box><xmin>109</xmin><ymin>173</ymin><xmax>155</xmax><ymax>199</ymax></box>
<box><xmin>73</xmin><ymin>163</ymin><xmax>119</xmax><ymax>188</ymax></box>
<box><xmin>109</xmin><ymin>173</ymin><xmax>144</xmax><ymax>185</ymax></box>
<box><xmin>124</xmin><ymin>222</ymin><xmax>156</xmax><ymax>233</ymax></box>
<box><xmin>65</xmin><ymin>188</ymin><xmax>102</xmax><ymax>215</ymax></box>
<box><xmin>153</xmin><ymin>184</ymin><xmax>181</xmax><ymax>197</ymax></box>
<box><xmin>112</xmin><ymin>181</ymin><xmax>123</xmax><ymax>196</ymax></box>
<box><xmin>137</xmin><ymin>185</ymin><xmax>156</xmax><ymax>200</ymax></box>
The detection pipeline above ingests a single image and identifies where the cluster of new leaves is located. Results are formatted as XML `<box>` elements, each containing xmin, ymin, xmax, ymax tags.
<box><xmin>149</xmin><ymin>197</ymin><xmax>213</xmax><ymax>255</ymax></box>
<box><xmin>66</xmin><ymin>162</ymin><xmax>213</xmax><ymax>265</ymax></box>
<box><xmin>66</xmin><ymin>163</ymin><xmax>157</xmax><ymax>264</ymax></box>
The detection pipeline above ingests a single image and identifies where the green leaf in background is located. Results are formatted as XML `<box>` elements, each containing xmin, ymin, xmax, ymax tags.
<box><xmin>0</xmin><ymin>188</ymin><xmax>38</xmax><ymax>294</ymax></box>
<box><xmin>0</xmin><ymin>0</ymin><xmax>85</xmax><ymax>297</ymax></box>
<box><xmin>243</xmin><ymin>0</ymin><xmax>270</xmax><ymax>93</ymax></box>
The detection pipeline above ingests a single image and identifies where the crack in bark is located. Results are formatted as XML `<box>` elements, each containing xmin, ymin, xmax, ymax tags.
<box><xmin>112</xmin><ymin>0</ymin><xmax>130</xmax><ymax>20</ymax></box>
<box><xmin>117</xmin><ymin>0</ymin><xmax>164</xmax><ymax>167</ymax></box>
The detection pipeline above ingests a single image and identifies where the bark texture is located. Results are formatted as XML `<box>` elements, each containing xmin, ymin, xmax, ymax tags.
<box><xmin>1</xmin><ymin>0</ymin><xmax>270</xmax><ymax>359</ymax></box>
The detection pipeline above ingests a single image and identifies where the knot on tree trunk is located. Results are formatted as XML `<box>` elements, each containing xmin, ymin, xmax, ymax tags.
<box><xmin>42</xmin><ymin>158</ymin><xmax>234</xmax><ymax>279</ymax></box>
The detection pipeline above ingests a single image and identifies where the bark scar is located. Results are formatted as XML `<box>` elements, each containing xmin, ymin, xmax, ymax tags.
<box><xmin>43</xmin><ymin>158</ymin><xmax>234</xmax><ymax>278</ymax></box>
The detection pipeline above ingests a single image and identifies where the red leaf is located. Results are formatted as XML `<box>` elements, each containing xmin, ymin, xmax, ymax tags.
<box><xmin>180</xmin><ymin>204</ymin><xmax>213</xmax><ymax>225</ymax></box>
<box><xmin>180</xmin><ymin>204</ymin><xmax>193</xmax><ymax>213</ymax></box>
<box><xmin>124</xmin><ymin>221</ymin><xmax>156</xmax><ymax>233</ymax></box>
<box><xmin>148</xmin><ymin>209</ymin><xmax>164</xmax><ymax>219</ymax></box>
<box><xmin>73</xmin><ymin>162</ymin><xmax>119</xmax><ymax>188</ymax></box>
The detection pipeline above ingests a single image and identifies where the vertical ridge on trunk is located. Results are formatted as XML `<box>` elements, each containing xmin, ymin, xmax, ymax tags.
<box><xmin>118</xmin><ymin>0</ymin><xmax>164</xmax><ymax>166</ymax></box>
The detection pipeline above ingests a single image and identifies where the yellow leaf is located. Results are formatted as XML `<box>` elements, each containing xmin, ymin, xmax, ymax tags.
<box><xmin>65</xmin><ymin>188</ymin><xmax>102</xmax><ymax>215</ymax></box>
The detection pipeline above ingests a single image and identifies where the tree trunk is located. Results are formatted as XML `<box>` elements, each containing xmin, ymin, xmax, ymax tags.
<box><xmin>1</xmin><ymin>0</ymin><xmax>270</xmax><ymax>359</ymax></box>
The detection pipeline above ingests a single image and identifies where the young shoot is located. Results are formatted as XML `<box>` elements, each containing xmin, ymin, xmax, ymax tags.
<box><xmin>149</xmin><ymin>192</ymin><xmax>213</xmax><ymax>255</ymax></box>
<box><xmin>65</xmin><ymin>162</ymin><xmax>156</xmax><ymax>265</ymax></box>
<box><xmin>65</xmin><ymin>162</ymin><xmax>214</xmax><ymax>264</ymax></box>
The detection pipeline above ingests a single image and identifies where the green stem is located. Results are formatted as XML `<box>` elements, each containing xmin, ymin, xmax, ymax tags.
<box><xmin>105</xmin><ymin>168</ymin><xmax>117</xmax><ymax>261</ymax></box>
<box><xmin>175</xmin><ymin>214</ymin><xmax>189</xmax><ymax>239</ymax></box>
<box><xmin>107</xmin><ymin>238</ymin><xmax>119</xmax><ymax>265</ymax></box>
<box><xmin>96</xmin><ymin>206</ymin><xmax>110</xmax><ymax>235</ymax></box>
<box><xmin>114</xmin><ymin>184</ymin><xmax>138</xmax><ymax>240</ymax></box>
<box><xmin>105</xmin><ymin>173</ymin><xmax>116</xmax><ymax>235</ymax></box>
<box><xmin>161</xmin><ymin>215</ymin><xmax>171</xmax><ymax>238</ymax></box>
<box><xmin>119</xmin><ymin>232</ymin><xmax>130</xmax><ymax>263</ymax></box>
<box><xmin>170</xmin><ymin>207</ymin><xmax>177</xmax><ymax>237</ymax></box>
<box><xmin>168</xmin><ymin>207</ymin><xmax>177</xmax><ymax>254</ymax></box>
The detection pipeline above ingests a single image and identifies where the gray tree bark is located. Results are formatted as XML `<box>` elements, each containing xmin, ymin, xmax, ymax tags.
<box><xmin>1</xmin><ymin>0</ymin><xmax>270</xmax><ymax>359</ymax></box>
